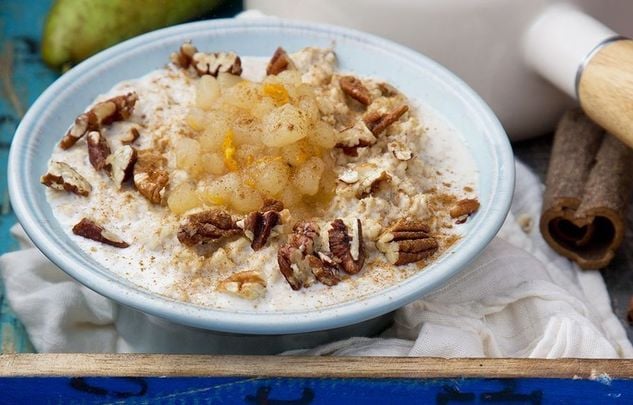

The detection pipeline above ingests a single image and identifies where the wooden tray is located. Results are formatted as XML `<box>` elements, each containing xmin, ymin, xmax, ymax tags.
<box><xmin>1</xmin><ymin>355</ymin><xmax>632</xmax><ymax>403</ymax></box>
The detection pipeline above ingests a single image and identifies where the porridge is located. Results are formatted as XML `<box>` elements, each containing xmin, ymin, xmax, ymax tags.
<box><xmin>41</xmin><ymin>44</ymin><xmax>479</xmax><ymax>311</ymax></box>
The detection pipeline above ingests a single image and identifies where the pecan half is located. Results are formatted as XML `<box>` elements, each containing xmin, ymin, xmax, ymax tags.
<box><xmin>450</xmin><ymin>198</ymin><xmax>480</xmax><ymax>223</ymax></box>
<box><xmin>107</xmin><ymin>145</ymin><xmax>137</xmax><ymax>189</ymax></box>
<box><xmin>60</xmin><ymin>111</ymin><xmax>99</xmax><ymax>149</ymax></box>
<box><xmin>170</xmin><ymin>42</ymin><xmax>198</xmax><ymax>69</ymax></box>
<box><xmin>377</xmin><ymin>219</ymin><xmax>438</xmax><ymax>265</ymax></box>
<box><xmin>242</xmin><ymin>200</ymin><xmax>284</xmax><ymax>251</ymax></box>
<box><xmin>328</xmin><ymin>219</ymin><xmax>365</xmax><ymax>275</ymax></box>
<box><xmin>363</xmin><ymin>104</ymin><xmax>409</xmax><ymax>136</ymax></box>
<box><xmin>217</xmin><ymin>270</ymin><xmax>267</xmax><ymax>300</ymax></box>
<box><xmin>120</xmin><ymin>127</ymin><xmax>140</xmax><ymax>145</ymax></box>
<box><xmin>133</xmin><ymin>149</ymin><xmax>169</xmax><ymax>204</ymax></box>
<box><xmin>339</xmin><ymin>76</ymin><xmax>372</xmax><ymax>106</ymax></box>
<box><xmin>177</xmin><ymin>209</ymin><xmax>243</xmax><ymax>247</ymax></box>
<box><xmin>266</xmin><ymin>47</ymin><xmax>294</xmax><ymax>76</ymax></box>
<box><xmin>87</xmin><ymin>131</ymin><xmax>111</xmax><ymax>171</ymax></box>
<box><xmin>192</xmin><ymin>52</ymin><xmax>242</xmax><ymax>77</ymax></box>
<box><xmin>40</xmin><ymin>161</ymin><xmax>92</xmax><ymax>197</ymax></box>
<box><xmin>72</xmin><ymin>218</ymin><xmax>129</xmax><ymax>248</ymax></box>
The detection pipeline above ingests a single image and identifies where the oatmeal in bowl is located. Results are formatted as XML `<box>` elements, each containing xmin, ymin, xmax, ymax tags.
<box><xmin>41</xmin><ymin>43</ymin><xmax>480</xmax><ymax>312</ymax></box>
<box><xmin>10</xmin><ymin>19</ymin><xmax>513</xmax><ymax>334</ymax></box>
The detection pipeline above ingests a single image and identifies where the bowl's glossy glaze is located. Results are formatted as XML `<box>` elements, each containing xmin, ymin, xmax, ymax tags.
<box><xmin>9</xmin><ymin>18</ymin><xmax>514</xmax><ymax>334</ymax></box>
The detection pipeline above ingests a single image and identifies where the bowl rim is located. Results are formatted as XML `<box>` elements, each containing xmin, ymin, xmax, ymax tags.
<box><xmin>8</xmin><ymin>17</ymin><xmax>515</xmax><ymax>334</ymax></box>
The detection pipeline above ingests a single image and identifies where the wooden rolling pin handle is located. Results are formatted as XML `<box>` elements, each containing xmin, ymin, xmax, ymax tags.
<box><xmin>578</xmin><ymin>39</ymin><xmax>633</xmax><ymax>149</ymax></box>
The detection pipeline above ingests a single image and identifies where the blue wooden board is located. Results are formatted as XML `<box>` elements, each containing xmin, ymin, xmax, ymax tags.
<box><xmin>0</xmin><ymin>376</ymin><xmax>631</xmax><ymax>404</ymax></box>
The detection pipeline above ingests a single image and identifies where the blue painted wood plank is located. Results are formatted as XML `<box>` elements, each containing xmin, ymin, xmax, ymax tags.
<box><xmin>0</xmin><ymin>377</ymin><xmax>631</xmax><ymax>404</ymax></box>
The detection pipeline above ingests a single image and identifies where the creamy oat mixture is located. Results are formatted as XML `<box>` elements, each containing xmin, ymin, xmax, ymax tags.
<box><xmin>42</xmin><ymin>45</ymin><xmax>479</xmax><ymax>312</ymax></box>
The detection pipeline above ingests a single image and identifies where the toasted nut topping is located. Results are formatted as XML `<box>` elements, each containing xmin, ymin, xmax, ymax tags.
<box><xmin>177</xmin><ymin>209</ymin><xmax>243</xmax><ymax>247</ymax></box>
<box><xmin>242</xmin><ymin>199</ymin><xmax>284</xmax><ymax>251</ymax></box>
<box><xmin>192</xmin><ymin>52</ymin><xmax>242</xmax><ymax>77</ymax></box>
<box><xmin>364</xmin><ymin>104</ymin><xmax>409</xmax><ymax>136</ymax></box>
<box><xmin>277</xmin><ymin>221</ymin><xmax>320</xmax><ymax>290</ymax></box>
<box><xmin>59</xmin><ymin>92</ymin><xmax>138</xmax><ymax>150</ymax></box>
<box><xmin>40</xmin><ymin>161</ymin><xmax>92</xmax><ymax>197</ymax></box>
<box><xmin>133</xmin><ymin>149</ymin><xmax>169</xmax><ymax>204</ymax></box>
<box><xmin>266</xmin><ymin>47</ymin><xmax>294</xmax><ymax>76</ymax></box>
<box><xmin>107</xmin><ymin>145</ymin><xmax>137</xmax><ymax>189</ymax></box>
<box><xmin>307</xmin><ymin>254</ymin><xmax>340</xmax><ymax>286</ymax></box>
<box><xmin>217</xmin><ymin>270</ymin><xmax>267</xmax><ymax>300</ymax></box>
<box><xmin>121</xmin><ymin>127</ymin><xmax>140</xmax><ymax>145</ymax></box>
<box><xmin>378</xmin><ymin>82</ymin><xmax>399</xmax><ymax>97</ymax></box>
<box><xmin>336</xmin><ymin>120</ymin><xmax>377</xmax><ymax>156</ymax></box>
<box><xmin>72</xmin><ymin>218</ymin><xmax>129</xmax><ymax>248</ymax></box>
<box><xmin>60</xmin><ymin>111</ymin><xmax>99</xmax><ymax>149</ymax></box>
<box><xmin>87</xmin><ymin>131</ymin><xmax>111</xmax><ymax>171</ymax></box>
<box><xmin>377</xmin><ymin>219</ymin><xmax>438</xmax><ymax>265</ymax></box>
<box><xmin>170</xmin><ymin>42</ymin><xmax>198</xmax><ymax>69</ymax></box>
<box><xmin>450</xmin><ymin>198</ymin><xmax>480</xmax><ymax>223</ymax></box>
<box><xmin>339</xmin><ymin>76</ymin><xmax>372</xmax><ymax>106</ymax></box>
<box><xmin>388</xmin><ymin>141</ymin><xmax>413</xmax><ymax>161</ymax></box>
<box><xmin>328</xmin><ymin>219</ymin><xmax>365</xmax><ymax>275</ymax></box>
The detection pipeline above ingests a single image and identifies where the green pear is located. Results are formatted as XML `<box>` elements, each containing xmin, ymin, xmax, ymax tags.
<box><xmin>42</xmin><ymin>0</ymin><xmax>222</xmax><ymax>69</ymax></box>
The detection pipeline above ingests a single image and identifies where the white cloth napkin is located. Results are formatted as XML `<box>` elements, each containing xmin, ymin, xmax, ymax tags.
<box><xmin>1</xmin><ymin>161</ymin><xmax>632</xmax><ymax>357</ymax></box>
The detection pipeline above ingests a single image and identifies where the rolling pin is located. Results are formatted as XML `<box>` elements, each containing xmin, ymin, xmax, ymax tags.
<box><xmin>524</xmin><ymin>4</ymin><xmax>633</xmax><ymax>149</ymax></box>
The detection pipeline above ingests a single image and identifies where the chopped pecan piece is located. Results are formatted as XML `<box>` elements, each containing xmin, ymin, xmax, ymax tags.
<box><xmin>307</xmin><ymin>254</ymin><xmax>340</xmax><ymax>286</ymax></box>
<box><xmin>107</xmin><ymin>145</ymin><xmax>137</xmax><ymax>189</ymax></box>
<box><xmin>99</xmin><ymin>92</ymin><xmax>138</xmax><ymax>124</ymax></box>
<box><xmin>266</xmin><ymin>47</ymin><xmax>294</xmax><ymax>76</ymax></box>
<box><xmin>278</xmin><ymin>244</ymin><xmax>312</xmax><ymax>291</ymax></box>
<box><xmin>192</xmin><ymin>51</ymin><xmax>242</xmax><ymax>77</ymax></box>
<box><xmin>60</xmin><ymin>111</ymin><xmax>99</xmax><ymax>149</ymax></box>
<box><xmin>339</xmin><ymin>76</ymin><xmax>372</xmax><ymax>106</ymax></box>
<box><xmin>217</xmin><ymin>270</ymin><xmax>267</xmax><ymax>300</ymax></box>
<box><xmin>450</xmin><ymin>198</ymin><xmax>480</xmax><ymax>223</ymax></box>
<box><xmin>133</xmin><ymin>149</ymin><xmax>169</xmax><ymax>204</ymax></box>
<box><xmin>328</xmin><ymin>219</ymin><xmax>365</xmax><ymax>275</ymax></box>
<box><xmin>170</xmin><ymin>42</ymin><xmax>198</xmax><ymax>69</ymax></box>
<box><xmin>72</xmin><ymin>218</ymin><xmax>129</xmax><ymax>248</ymax></box>
<box><xmin>40</xmin><ymin>161</ymin><xmax>92</xmax><ymax>197</ymax></box>
<box><xmin>377</xmin><ymin>219</ymin><xmax>438</xmax><ymax>265</ymax></box>
<box><xmin>177</xmin><ymin>209</ymin><xmax>243</xmax><ymax>247</ymax></box>
<box><xmin>120</xmin><ymin>127</ymin><xmax>140</xmax><ymax>145</ymax></box>
<box><xmin>378</xmin><ymin>82</ymin><xmax>399</xmax><ymax>97</ymax></box>
<box><xmin>242</xmin><ymin>200</ymin><xmax>284</xmax><ymax>251</ymax></box>
<box><xmin>363</xmin><ymin>104</ymin><xmax>409</xmax><ymax>136</ymax></box>
<box><xmin>277</xmin><ymin>221</ymin><xmax>321</xmax><ymax>290</ymax></box>
<box><xmin>59</xmin><ymin>93</ymin><xmax>138</xmax><ymax>149</ymax></box>
<box><xmin>87</xmin><ymin>131</ymin><xmax>111</xmax><ymax>171</ymax></box>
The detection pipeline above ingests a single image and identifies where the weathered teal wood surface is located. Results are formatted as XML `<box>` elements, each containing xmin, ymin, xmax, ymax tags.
<box><xmin>1</xmin><ymin>0</ymin><xmax>58</xmax><ymax>353</ymax></box>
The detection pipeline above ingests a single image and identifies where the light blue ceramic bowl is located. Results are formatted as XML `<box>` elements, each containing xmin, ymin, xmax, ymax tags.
<box><xmin>8</xmin><ymin>18</ymin><xmax>514</xmax><ymax>335</ymax></box>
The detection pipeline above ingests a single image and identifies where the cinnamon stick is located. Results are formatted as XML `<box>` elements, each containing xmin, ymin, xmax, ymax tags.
<box><xmin>540</xmin><ymin>108</ymin><xmax>633</xmax><ymax>269</ymax></box>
